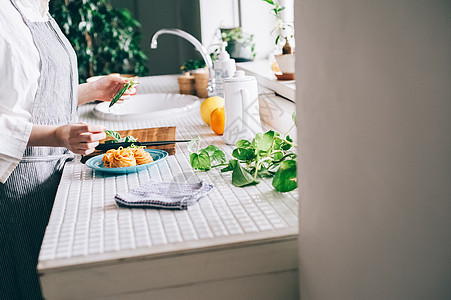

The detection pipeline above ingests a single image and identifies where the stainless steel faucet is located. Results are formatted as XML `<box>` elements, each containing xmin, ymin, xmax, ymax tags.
<box><xmin>150</xmin><ymin>28</ymin><xmax>215</xmax><ymax>95</ymax></box>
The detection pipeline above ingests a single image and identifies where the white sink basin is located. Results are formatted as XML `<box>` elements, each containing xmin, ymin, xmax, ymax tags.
<box><xmin>93</xmin><ymin>93</ymin><xmax>200</xmax><ymax>121</ymax></box>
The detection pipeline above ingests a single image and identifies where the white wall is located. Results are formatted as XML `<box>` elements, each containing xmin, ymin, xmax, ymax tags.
<box><xmin>240</xmin><ymin>0</ymin><xmax>275</xmax><ymax>59</ymax></box>
<box><xmin>199</xmin><ymin>0</ymin><xmax>240</xmax><ymax>46</ymax></box>
<box><xmin>296</xmin><ymin>0</ymin><xmax>451</xmax><ymax>299</ymax></box>
<box><xmin>199</xmin><ymin>0</ymin><xmax>294</xmax><ymax>59</ymax></box>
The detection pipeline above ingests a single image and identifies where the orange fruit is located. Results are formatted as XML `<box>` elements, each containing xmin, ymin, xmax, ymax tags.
<box><xmin>200</xmin><ymin>96</ymin><xmax>224</xmax><ymax>125</ymax></box>
<box><xmin>210</xmin><ymin>106</ymin><xmax>225</xmax><ymax>135</ymax></box>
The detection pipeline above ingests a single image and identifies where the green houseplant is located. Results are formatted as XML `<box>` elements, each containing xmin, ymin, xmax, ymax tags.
<box><xmin>262</xmin><ymin>0</ymin><xmax>294</xmax><ymax>54</ymax></box>
<box><xmin>262</xmin><ymin>0</ymin><xmax>295</xmax><ymax>79</ymax></box>
<box><xmin>50</xmin><ymin>0</ymin><xmax>148</xmax><ymax>82</ymax></box>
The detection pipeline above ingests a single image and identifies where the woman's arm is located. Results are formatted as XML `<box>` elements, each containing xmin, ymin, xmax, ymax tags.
<box><xmin>28</xmin><ymin>123</ymin><xmax>106</xmax><ymax>155</ymax></box>
<box><xmin>78</xmin><ymin>75</ymin><xmax>130</xmax><ymax>106</ymax></box>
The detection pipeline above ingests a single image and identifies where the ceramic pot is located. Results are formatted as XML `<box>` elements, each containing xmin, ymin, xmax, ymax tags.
<box><xmin>223</xmin><ymin>71</ymin><xmax>263</xmax><ymax>145</ymax></box>
<box><xmin>274</xmin><ymin>53</ymin><xmax>295</xmax><ymax>80</ymax></box>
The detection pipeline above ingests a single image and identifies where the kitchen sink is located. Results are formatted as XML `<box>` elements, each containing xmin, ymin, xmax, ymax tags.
<box><xmin>93</xmin><ymin>93</ymin><xmax>200</xmax><ymax>121</ymax></box>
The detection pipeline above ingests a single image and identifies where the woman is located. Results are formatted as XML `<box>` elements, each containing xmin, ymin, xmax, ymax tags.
<box><xmin>0</xmin><ymin>0</ymin><xmax>130</xmax><ymax>298</ymax></box>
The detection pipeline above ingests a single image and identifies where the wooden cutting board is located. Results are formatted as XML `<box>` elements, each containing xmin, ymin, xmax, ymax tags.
<box><xmin>81</xmin><ymin>126</ymin><xmax>176</xmax><ymax>163</ymax></box>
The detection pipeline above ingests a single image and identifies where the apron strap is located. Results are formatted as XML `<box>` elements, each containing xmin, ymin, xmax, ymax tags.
<box><xmin>9</xmin><ymin>0</ymin><xmax>31</xmax><ymax>25</ymax></box>
<box><xmin>9</xmin><ymin>0</ymin><xmax>50</xmax><ymax>25</ymax></box>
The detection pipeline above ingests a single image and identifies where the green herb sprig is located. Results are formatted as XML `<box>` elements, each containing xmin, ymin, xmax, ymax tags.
<box><xmin>188</xmin><ymin>112</ymin><xmax>297</xmax><ymax>193</ymax></box>
<box><xmin>104</xmin><ymin>130</ymin><xmax>137</xmax><ymax>143</ymax></box>
<box><xmin>109</xmin><ymin>80</ymin><xmax>140</xmax><ymax>108</ymax></box>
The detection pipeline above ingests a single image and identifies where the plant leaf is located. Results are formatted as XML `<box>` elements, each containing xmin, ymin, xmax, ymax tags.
<box><xmin>204</xmin><ymin>145</ymin><xmax>221</xmax><ymax>155</ymax></box>
<box><xmin>232</xmin><ymin>148</ymin><xmax>255</xmax><ymax>161</ymax></box>
<box><xmin>262</xmin><ymin>0</ymin><xmax>275</xmax><ymax>5</ymax></box>
<box><xmin>202</xmin><ymin>145</ymin><xmax>226</xmax><ymax>164</ymax></box>
<box><xmin>258</xmin><ymin>166</ymin><xmax>275</xmax><ymax>178</ymax></box>
<box><xmin>190</xmin><ymin>150</ymin><xmax>211</xmax><ymax>171</ymax></box>
<box><xmin>105</xmin><ymin>130</ymin><xmax>121</xmax><ymax>141</ymax></box>
<box><xmin>281</xmin><ymin>135</ymin><xmax>293</xmax><ymax>150</ymax></box>
<box><xmin>274</xmin><ymin>151</ymin><xmax>283</xmax><ymax>161</ymax></box>
<box><xmin>212</xmin><ymin>149</ymin><xmax>226</xmax><ymax>164</ymax></box>
<box><xmin>274</xmin><ymin>137</ymin><xmax>283</xmax><ymax>150</ymax></box>
<box><xmin>272</xmin><ymin>160</ymin><xmax>297</xmax><ymax>192</ymax></box>
<box><xmin>187</xmin><ymin>136</ymin><xmax>200</xmax><ymax>153</ymax></box>
<box><xmin>221</xmin><ymin>159</ymin><xmax>237</xmax><ymax>173</ymax></box>
<box><xmin>123</xmin><ymin>135</ymin><xmax>137</xmax><ymax>142</ymax></box>
<box><xmin>232</xmin><ymin>162</ymin><xmax>256</xmax><ymax>187</ymax></box>
<box><xmin>253</xmin><ymin>130</ymin><xmax>275</xmax><ymax>151</ymax></box>
<box><xmin>236</xmin><ymin>139</ymin><xmax>252</xmax><ymax>149</ymax></box>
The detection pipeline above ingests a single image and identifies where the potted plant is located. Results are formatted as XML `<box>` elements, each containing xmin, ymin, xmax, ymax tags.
<box><xmin>50</xmin><ymin>0</ymin><xmax>148</xmax><ymax>82</ymax></box>
<box><xmin>262</xmin><ymin>0</ymin><xmax>295</xmax><ymax>80</ymax></box>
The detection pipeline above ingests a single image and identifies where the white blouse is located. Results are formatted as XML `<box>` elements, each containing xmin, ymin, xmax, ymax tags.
<box><xmin>0</xmin><ymin>0</ymin><xmax>50</xmax><ymax>183</ymax></box>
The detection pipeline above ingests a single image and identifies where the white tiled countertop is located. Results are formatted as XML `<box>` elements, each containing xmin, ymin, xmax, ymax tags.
<box><xmin>38</xmin><ymin>75</ymin><xmax>299</xmax><ymax>299</ymax></box>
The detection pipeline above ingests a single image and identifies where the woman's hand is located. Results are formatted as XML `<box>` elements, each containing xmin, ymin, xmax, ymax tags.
<box><xmin>29</xmin><ymin>123</ymin><xmax>106</xmax><ymax>155</ymax></box>
<box><xmin>55</xmin><ymin>123</ymin><xmax>106</xmax><ymax>155</ymax></box>
<box><xmin>78</xmin><ymin>75</ymin><xmax>131</xmax><ymax>105</ymax></box>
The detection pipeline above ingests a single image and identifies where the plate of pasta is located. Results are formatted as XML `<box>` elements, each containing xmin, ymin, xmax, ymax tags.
<box><xmin>85</xmin><ymin>147</ymin><xmax>168</xmax><ymax>174</ymax></box>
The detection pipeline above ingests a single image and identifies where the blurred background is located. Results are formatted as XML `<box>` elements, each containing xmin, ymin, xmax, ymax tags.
<box><xmin>50</xmin><ymin>0</ymin><xmax>294</xmax><ymax>82</ymax></box>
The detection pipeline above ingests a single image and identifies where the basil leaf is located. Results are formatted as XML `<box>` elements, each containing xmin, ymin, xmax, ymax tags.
<box><xmin>190</xmin><ymin>150</ymin><xmax>211</xmax><ymax>171</ymax></box>
<box><xmin>105</xmin><ymin>130</ymin><xmax>121</xmax><ymax>141</ymax></box>
<box><xmin>123</xmin><ymin>136</ymin><xmax>137</xmax><ymax>142</ymax></box>
<box><xmin>232</xmin><ymin>148</ymin><xmax>255</xmax><ymax>161</ymax></box>
<box><xmin>272</xmin><ymin>160</ymin><xmax>297</xmax><ymax>192</ymax></box>
<box><xmin>232</xmin><ymin>162</ymin><xmax>256</xmax><ymax>187</ymax></box>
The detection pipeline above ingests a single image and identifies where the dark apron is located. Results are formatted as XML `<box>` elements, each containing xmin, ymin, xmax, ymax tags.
<box><xmin>0</xmin><ymin>1</ymin><xmax>78</xmax><ymax>299</ymax></box>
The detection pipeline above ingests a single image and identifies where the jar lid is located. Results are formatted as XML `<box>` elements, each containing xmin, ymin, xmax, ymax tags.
<box><xmin>224</xmin><ymin>70</ymin><xmax>255</xmax><ymax>82</ymax></box>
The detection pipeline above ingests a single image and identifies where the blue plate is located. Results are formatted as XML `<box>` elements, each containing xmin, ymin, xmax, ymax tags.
<box><xmin>85</xmin><ymin>149</ymin><xmax>168</xmax><ymax>174</ymax></box>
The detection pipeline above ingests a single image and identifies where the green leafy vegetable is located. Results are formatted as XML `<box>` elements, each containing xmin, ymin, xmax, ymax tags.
<box><xmin>190</xmin><ymin>151</ymin><xmax>211</xmax><ymax>171</ymax></box>
<box><xmin>188</xmin><ymin>138</ymin><xmax>228</xmax><ymax>171</ymax></box>
<box><xmin>232</xmin><ymin>161</ymin><xmax>256</xmax><ymax>187</ymax></box>
<box><xmin>221</xmin><ymin>159</ymin><xmax>237</xmax><ymax>173</ymax></box>
<box><xmin>109</xmin><ymin>80</ymin><xmax>140</xmax><ymax>108</ymax></box>
<box><xmin>232</xmin><ymin>148</ymin><xmax>255</xmax><ymax>161</ymax></box>
<box><xmin>105</xmin><ymin>130</ymin><xmax>121</xmax><ymax>141</ymax></box>
<box><xmin>105</xmin><ymin>130</ymin><xmax>137</xmax><ymax>143</ymax></box>
<box><xmin>204</xmin><ymin>145</ymin><xmax>227</xmax><ymax>164</ymax></box>
<box><xmin>236</xmin><ymin>139</ymin><xmax>252</xmax><ymax>148</ymax></box>
<box><xmin>272</xmin><ymin>160</ymin><xmax>297</xmax><ymax>192</ymax></box>
<box><xmin>188</xmin><ymin>111</ymin><xmax>298</xmax><ymax>192</ymax></box>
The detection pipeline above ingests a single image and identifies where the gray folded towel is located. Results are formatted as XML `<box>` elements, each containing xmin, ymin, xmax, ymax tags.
<box><xmin>115</xmin><ymin>180</ymin><xmax>214</xmax><ymax>210</ymax></box>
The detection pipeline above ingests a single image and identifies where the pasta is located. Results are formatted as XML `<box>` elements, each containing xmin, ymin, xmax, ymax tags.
<box><xmin>130</xmin><ymin>147</ymin><xmax>154</xmax><ymax>165</ymax></box>
<box><xmin>102</xmin><ymin>147</ymin><xmax>153</xmax><ymax>168</ymax></box>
